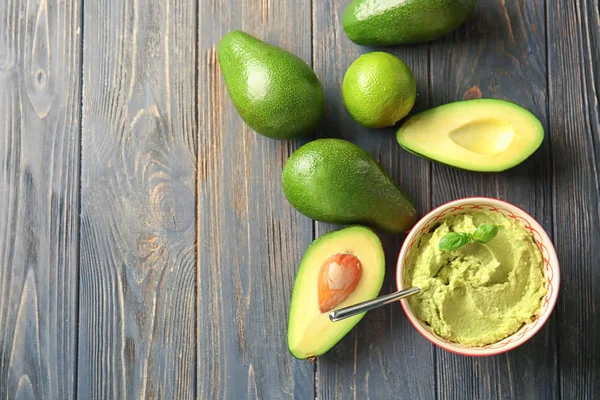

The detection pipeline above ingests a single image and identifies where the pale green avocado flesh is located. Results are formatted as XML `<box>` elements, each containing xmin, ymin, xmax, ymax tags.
<box><xmin>288</xmin><ymin>226</ymin><xmax>385</xmax><ymax>359</ymax></box>
<box><xmin>404</xmin><ymin>211</ymin><xmax>547</xmax><ymax>346</ymax></box>
<box><xmin>396</xmin><ymin>99</ymin><xmax>544</xmax><ymax>172</ymax></box>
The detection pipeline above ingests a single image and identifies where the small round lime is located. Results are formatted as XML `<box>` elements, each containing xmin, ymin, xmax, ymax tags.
<box><xmin>343</xmin><ymin>52</ymin><xmax>417</xmax><ymax>128</ymax></box>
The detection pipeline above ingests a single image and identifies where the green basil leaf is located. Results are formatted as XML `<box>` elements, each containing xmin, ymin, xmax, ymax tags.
<box><xmin>438</xmin><ymin>232</ymin><xmax>471</xmax><ymax>251</ymax></box>
<box><xmin>472</xmin><ymin>224</ymin><xmax>501</xmax><ymax>244</ymax></box>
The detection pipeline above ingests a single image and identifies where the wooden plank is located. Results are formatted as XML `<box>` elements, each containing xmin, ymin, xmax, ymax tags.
<box><xmin>428</xmin><ymin>1</ymin><xmax>557</xmax><ymax>399</ymax></box>
<box><xmin>78</xmin><ymin>0</ymin><xmax>197</xmax><ymax>398</ymax></box>
<box><xmin>548</xmin><ymin>0</ymin><xmax>600</xmax><ymax>398</ymax></box>
<box><xmin>431</xmin><ymin>1</ymin><xmax>557</xmax><ymax>399</ymax></box>
<box><xmin>312</xmin><ymin>1</ymin><xmax>435</xmax><ymax>399</ymax></box>
<box><xmin>197</xmin><ymin>1</ymin><xmax>315</xmax><ymax>398</ymax></box>
<box><xmin>0</xmin><ymin>0</ymin><xmax>81</xmax><ymax>398</ymax></box>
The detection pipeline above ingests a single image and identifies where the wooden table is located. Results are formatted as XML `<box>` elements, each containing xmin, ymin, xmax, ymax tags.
<box><xmin>1</xmin><ymin>0</ymin><xmax>598</xmax><ymax>398</ymax></box>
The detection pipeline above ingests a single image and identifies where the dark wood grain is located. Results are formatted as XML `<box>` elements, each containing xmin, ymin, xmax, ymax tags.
<box><xmin>78</xmin><ymin>0</ymin><xmax>197</xmax><ymax>398</ymax></box>
<box><xmin>428</xmin><ymin>1</ymin><xmax>557</xmax><ymax>399</ymax></box>
<box><xmin>197</xmin><ymin>1</ymin><xmax>315</xmax><ymax>399</ymax></box>
<box><xmin>0</xmin><ymin>0</ymin><xmax>81</xmax><ymax>398</ymax></box>
<box><xmin>548</xmin><ymin>0</ymin><xmax>600</xmax><ymax>398</ymax></box>
<box><xmin>311</xmin><ymin>1</ymin><xmax>434</xmax><ymax>399</ymax></box>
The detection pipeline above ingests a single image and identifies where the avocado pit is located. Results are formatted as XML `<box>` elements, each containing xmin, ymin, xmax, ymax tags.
<box><xmin>318</xmin><ymin>253</ymin><xmax>362</xmax><ymax>313</ymax></box>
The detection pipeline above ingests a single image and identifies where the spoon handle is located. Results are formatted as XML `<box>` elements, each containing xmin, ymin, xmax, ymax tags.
<box><xmin>329</xmin><ymin>287</ymin><xmax>420</xmax><ymax>322</ymax></box>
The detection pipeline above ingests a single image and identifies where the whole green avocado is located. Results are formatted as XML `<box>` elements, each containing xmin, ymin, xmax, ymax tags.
<box><xmin>343</xmin><ymin>0</ymin><xmax>477</xmax><ymax>46</ymax></box>
<box><xmin>282</xmin><ymin>139</ymin><xmax>417</xmax><ymax>234</ymax></box>
<box><xmin>218</xmin><ymin>31</ymin><xmax>325</xmax><ymax>139</ymax></box>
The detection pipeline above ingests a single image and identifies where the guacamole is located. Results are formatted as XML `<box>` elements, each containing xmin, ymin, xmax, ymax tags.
<box><xmin>405</xmin><ymin>211</ymin><xmax>546</xmax><ymax>346</ymax></box>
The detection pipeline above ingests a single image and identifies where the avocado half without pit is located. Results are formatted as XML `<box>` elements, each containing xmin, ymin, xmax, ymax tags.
<box><xmin>396</xmin><ymin>99</ymin><xmax>544</xmax><ymax>172</ymax></box>
<box><xmin>287</xmin><ymin>226</ymin><xmax>385</xmax><ymax>359</ymax></box>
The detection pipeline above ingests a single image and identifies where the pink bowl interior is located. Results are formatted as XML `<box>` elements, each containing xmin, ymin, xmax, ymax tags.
<box><xmin>396</xmin><ymin>198</ymin><xmax>560</xmax><ymax>356</ymax></box>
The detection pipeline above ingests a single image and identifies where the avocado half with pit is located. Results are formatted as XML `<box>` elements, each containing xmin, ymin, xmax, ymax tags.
<box><xmin>396</xmin><ymin>99</ymin><xmax>544</xmax><ymax>172</ymax></box>
<box><xmin>287</xmin><ymin>226</ymin><xmax>385</xmax><ymax>359</ymax></box>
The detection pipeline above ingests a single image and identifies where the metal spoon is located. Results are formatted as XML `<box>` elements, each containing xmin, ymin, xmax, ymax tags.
<box><xmin>329</xmin><ymin>287</ymin><xmax>420</xmax><ymax>322</ymax></box>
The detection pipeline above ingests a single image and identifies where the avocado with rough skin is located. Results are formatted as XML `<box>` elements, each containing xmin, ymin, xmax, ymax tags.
<box><xmin>282</xmin><ymin>138</ymin><xmax>417</xmax><ymax>234</ymax></box>
<box><xmin>343</xmin><ymin>0</ymin><xmax>477</xmax><ymax>46</ymax></box>
<box><xmin>396</xmin><ymin>99</ymin><xmax>544</xmax><ymax>172</ymax></box>
<box><xmin>287</xmin><ymin>226</ymin><xmax>385</xmax><ymax>359</ymax></box>
<box><xmin>217</xmin><ymin>31</ymin><xmax>325</xmax><ymax>139</ymax></box>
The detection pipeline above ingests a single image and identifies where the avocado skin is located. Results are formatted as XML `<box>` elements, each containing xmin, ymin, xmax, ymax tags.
<box><xmin>282</xmin><ymin>139</ymin><xmax>417</xmax><ymax>234</ymax></box>
<box><xmin>343</xmin><ymin>0</ymin><xmax>477</xmax><ymax>46</ymax></box>
<box><xmin>217</xmin><ymin>31</ymin><xmax>325</xmax><ymax>139</ymax></box>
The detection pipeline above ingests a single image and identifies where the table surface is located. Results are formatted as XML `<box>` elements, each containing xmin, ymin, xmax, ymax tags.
<box><xmin>1</xmin><ymin>0</ymin><xmax>599</xmax><ymax>399</ymax></box>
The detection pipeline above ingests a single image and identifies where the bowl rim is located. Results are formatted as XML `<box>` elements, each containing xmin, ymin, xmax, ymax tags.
<box><xmin>396</xmin><ymin>196</ymin><xmax>560</xmax><ymax>356</ymax></box>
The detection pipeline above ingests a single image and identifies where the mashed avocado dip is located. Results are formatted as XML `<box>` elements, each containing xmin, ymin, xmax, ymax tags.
<box><xmin>405</xmin><ymin>211</ymin><xmax>546</xmax><ymax>346</ymax></box>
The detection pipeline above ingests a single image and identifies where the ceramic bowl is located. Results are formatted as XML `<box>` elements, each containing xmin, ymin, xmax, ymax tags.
<box><xmin>396</xmin><ymin>197</ymin><xmax>560</xmax><ymax>356</ymax></box>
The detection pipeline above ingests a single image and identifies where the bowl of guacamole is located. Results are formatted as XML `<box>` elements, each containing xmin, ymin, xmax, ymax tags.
<box><xmin>396</xmin><ymin>197</ymin><xmax>560</xmax><ymax>356</ymax></box>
